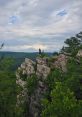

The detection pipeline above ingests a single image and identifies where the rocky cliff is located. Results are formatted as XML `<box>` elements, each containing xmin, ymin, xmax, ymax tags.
<box><xmin>16</xmin><ymin>54</ymin><xmax>68</xmax><ymax>117</ymax></box>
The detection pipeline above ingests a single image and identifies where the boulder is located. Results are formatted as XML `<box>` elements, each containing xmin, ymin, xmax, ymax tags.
<box><xmin>77</xmin><ymin>50</ymin><xmax>82</xmax><ymax>57</ymax></box>
<box><xmin>53</xmin><ymin>54</ymin><xmax>68</xmax><ymax>72</ymax></box>
<box><xmin>36</xmin><ymin>57</ymin><xmax>49</xmax><ymax>65</ymax></box>
<box><xmin>36</xmin><ymin>64</ymin><xmax>50</xmax><ymax>80</ymax></box>
<box><xmin>21</xmin><ymin>58</ymin><xmax>35</xmax><ymax>76</ymax></box>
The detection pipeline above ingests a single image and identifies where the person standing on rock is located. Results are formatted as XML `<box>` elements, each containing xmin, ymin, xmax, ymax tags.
<box><xmin>39</xmin><ymin>48</ymin><xmax>42</xmax><ymax>55</ymax></box>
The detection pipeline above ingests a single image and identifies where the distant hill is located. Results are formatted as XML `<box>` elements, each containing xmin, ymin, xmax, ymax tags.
<box><xmin>0</xmin><ymin>51</ymin><xmax>52</xmax><ymax>69</ymax></box>
<box><xmin>0</xmin><ymin>51</ymin><xmax>52</xmax><ymax>59</ymax></box>
<box><xmin>0</xmin><ymin>51</ymin><xmax>38</xmax><ymax>60</ymax></box>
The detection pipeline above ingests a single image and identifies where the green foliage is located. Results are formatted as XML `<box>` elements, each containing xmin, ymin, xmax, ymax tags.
<box><xmin>0</xmin><ymin>57</ymin><xmax>18</xmax><ymax>117</ymax></box>
<box><xmin>41</xmin><ymin>32</ymin><xmax>82</xmax><ymax>117</ymax></box>
<box><xmin>26</xmin><ymin>74</ymin><xmax>38</xmax><ymax>95</ymax></box>
<box><xmin>41</xmin><ymin>57</ymin><xmax>82</xmax><ymax>117</ymax></box>
<box><xmin>48</xmin><ymin>56</ymin><xmax>58</xmax><ymax>63</ymax></box>
<box><xmin>53</xmin><ymin>52</ymin><xmax>59</xmax><ymax>56</ymax></box>
<box><xmin>42</xmin><ymin>82</ymin><xmax>82</xmax><ymax>117</ymax></box>
<box><xmin>0</xmin><ymin>57</ymin><xmax>15</xmax><ymax>71</ymax></box>
<box><xmin>76</xmin><ymin>32</ymin><xmax>82</xmax><ymax>39</ymax></box>
<box><xmin>20</xmin><ymin>73</ymin><xmax>27</xmax><ymax>81</ymax></box>
<box><xmin>64</xmin><ymin>58</ymin><xmax>82</xmax><ymax>99</ymax></box>
<box><xmin>38</xmin><ymin>53</ymin><xmax>48</xmax><ymax>58</ymax></box>
<box><xmin>46</xmin><ymin>69</ymin><xmax>63</xmax><ymax>90</ymax></box>
<box><xmin>0</xmin><ymin>71</ymin><xmax>17</xmax><ymax>117</ymax></box>
<box><xmin>61</xmin><ymin>33</ymin><xmax>82</xmax><ymax>56</ymax></box>
<box><xmin>15</xmin><ymin>101</ymin><xmax>29</xmax><ymax>117</ymax></box>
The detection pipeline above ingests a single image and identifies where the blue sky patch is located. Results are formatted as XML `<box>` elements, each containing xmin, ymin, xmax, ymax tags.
<box><xmin>57</xmin><ymin>10</ymin><xmax>67</xmax><ymax>16</ymax></box>
<box><xmin>9</xmin><ymin>16</ymin><xmax>17</xmax><ymax>24</ymax></box>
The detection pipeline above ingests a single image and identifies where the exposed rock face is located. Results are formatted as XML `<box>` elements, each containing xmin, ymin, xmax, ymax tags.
<box><xmin>36</xmin><ymin>57</ymin><xmax>48</xmax><ymax>65</ymax></box>
<box><xmin>36</xmin><ymin>57</ymin><xmax>50</xmax><ymax>80</ymax></box>
<box><xmin>77</xmin><ymin>50</ymin><xmax>82</xmax><ymax>57</ymax></box>
<box><xmin>21</xmin><ymin>58</ymin><xmax>35</xmax><ymax>75</ymax></box>
<box><xmin>53</xmin><ymin>54</ymin><xmax>68</xmax><ymax>72</ymax></box>
<box><xmin>16</xmin><ymin>57</ymin><xmax>50</xmax><ymax>117</ymax></box>
<box><xmin>28</xmin><ymin>82</ymin><xmax>47</xmax><ymax>117</ymax></box>
<box><xmin>36</xmin><ymin>64</ymin><xmax>50</xmax><ymax>80</ymax></box>
<box><xmin>16</xmin><ymin>55</ymin><xmax>68</xmax><ymax>116</ymax></box>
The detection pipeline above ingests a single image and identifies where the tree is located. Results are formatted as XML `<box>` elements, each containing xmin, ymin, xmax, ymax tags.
<box><xmin>64</xmin><ymin>57</ymin><xmax>82</xmax><ymax>100</ymax></box>
<box><xmin>0</xmin><ymin>43</ymin><xmax>4</xmax><ymax>49</ymax></box>
<box><xmin>42</xmin><ymin>82</ymin><xmax>82</xmax><ymax>117</ymax></box>
<box><xmin>61</xmin><ymin>34</ymin><xmax>81</xmax><ymax>56</ymax></box>
<box><xmin>53</xmin><ymin>52</ymin><xmax>59</xmax><ymax>56</ymax></box>
<box><xmin>0</xmin><ymin>57</ymin><xmax>17</xmax><ymax>117</ymax></box>
<box><xmin>76</xmin><ymin>32</ymin><xmax>82</xmax><ymax>39</ymax></box>
<box><xmin>26</xmin><ymin>74</ymin><xmax>38</xmax><ymax>96</ymax></box>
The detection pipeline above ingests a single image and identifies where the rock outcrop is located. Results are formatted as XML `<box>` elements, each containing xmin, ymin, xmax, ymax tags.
<box><xmin>51</xmin><ymin>54</ymin><xmax>68</xmax><ymax>72</ymax></box>
<box><xmin>16</xmin><ymin>57</ymin><xmax>50</xmax><ymax>117</ymax></box>
<box><xmin>36</xmin><ymin>57</ymin><xmax>50</xmax><ymax>80</ymax></box>
<box><xmin>77</xmin><ymin>50</ymin><xmax>82</xmax><ymax>57</ymax></box>
<box><xmin>16</xmin><ymin>54</ymin><xmax>68</xmax><ymax>116</ymax></box>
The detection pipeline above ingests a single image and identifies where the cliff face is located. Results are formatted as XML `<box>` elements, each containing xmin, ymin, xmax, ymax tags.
<box><xmin>16</xmin><ymin>57</ymin><xmax>50</xmax><ymax>116</ymax></box>
<box><xmin>16</xmin><ymin>54</ymin><xmax>68</xmax><ymax>117</ymax></box>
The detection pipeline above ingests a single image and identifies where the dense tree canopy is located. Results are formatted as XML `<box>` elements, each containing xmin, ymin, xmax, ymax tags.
<box><xmin>0</xmin><ymin>57</ymin><xmax>17</xmax><ymax>117</ymax></box>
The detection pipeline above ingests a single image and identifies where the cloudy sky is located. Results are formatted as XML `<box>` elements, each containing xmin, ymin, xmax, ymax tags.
<box><xmin>0</xmin><ymin>0</ymin><xmax>82</xmax><ymax>52</ymax></box>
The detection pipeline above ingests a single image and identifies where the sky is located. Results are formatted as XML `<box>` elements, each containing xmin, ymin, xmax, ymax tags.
<box><xmin>0</xmin><ymin>0</ymin><xmax>82</xmax><ymax>52</ymax></box>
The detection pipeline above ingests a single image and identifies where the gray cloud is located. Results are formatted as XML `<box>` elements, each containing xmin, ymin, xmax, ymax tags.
<box><xmin>0</xmin><ymin>0</ymin><xmax>82</xmax><ymax>52</ymax></box>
